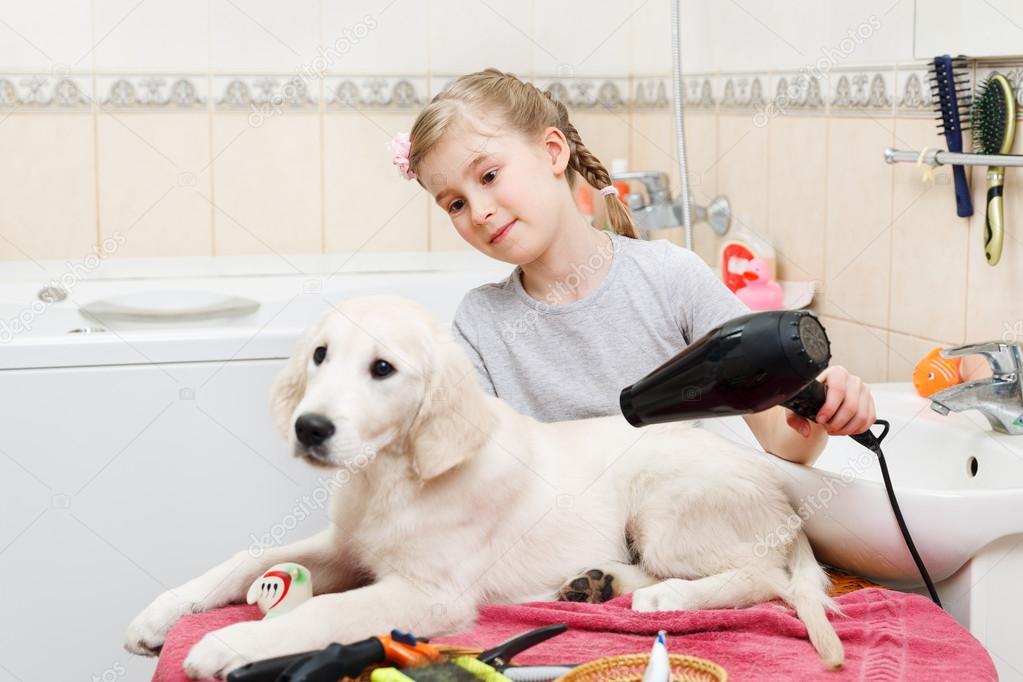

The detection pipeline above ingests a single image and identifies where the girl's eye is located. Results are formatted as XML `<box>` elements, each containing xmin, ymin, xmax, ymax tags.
<box><xmin>482</xmin><ymin>169</ymin><xmax>497</xmax><ymax>184</ymax></box>
<box><xmin>448</xmin><ymin>199</ymin><xmax>464</xmax><ymax>214</ymax></box>
<box><xmin>313</xmin><ymin>345</ymin><xmax>327</xmax><ymax>365</ymax></box>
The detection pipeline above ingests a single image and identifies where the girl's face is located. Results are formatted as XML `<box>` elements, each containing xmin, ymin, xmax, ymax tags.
<box><xmin>417</xmin><ymin>121</ymin><xmax>570</xmax><ymax>266</ymax></box>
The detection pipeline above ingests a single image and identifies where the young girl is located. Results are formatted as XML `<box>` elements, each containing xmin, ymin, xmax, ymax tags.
<box><xmin>390</xmin><ymin>68</ymin><xmax>875</xmax><ymax>466</ymax></box>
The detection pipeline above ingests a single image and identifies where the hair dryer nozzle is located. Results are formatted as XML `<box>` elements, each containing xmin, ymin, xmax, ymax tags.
<box><xmin>620</xmin><ymin>310</ymin><xmax>831</xmax><ymax>427</ymax></box>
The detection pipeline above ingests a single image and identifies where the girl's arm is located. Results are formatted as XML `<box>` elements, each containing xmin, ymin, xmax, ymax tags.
<box><xmin>743</xmin><ymin>365</ymin><xmax>877</xmax><ymax>466</ymax></box>
<box><xmin>743</xmin><ymin>406</ymin><xmax>829</xmax><ymax>466</ymax></box>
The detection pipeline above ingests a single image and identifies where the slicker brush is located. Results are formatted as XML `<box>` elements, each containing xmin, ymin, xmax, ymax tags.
<box><xmin>971</xmin><ymin>72</ymin><xmax>1017</xmax><ymax>265</ymax></box>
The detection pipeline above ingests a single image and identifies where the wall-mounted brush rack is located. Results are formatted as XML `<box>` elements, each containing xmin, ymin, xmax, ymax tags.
<box><xmin>884</xmin><ymin>147</ymin><xmax>1023</xmax><ymax>167</ymax></box>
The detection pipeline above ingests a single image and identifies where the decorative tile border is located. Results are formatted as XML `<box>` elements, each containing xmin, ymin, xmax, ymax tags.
<box><xmin>633</xmin><ymin>77</ymin><xmax>671</xmax><ymax>108</ymax></box>
<box><xmin>4</xmin><ymin>63</ymin><xmax>1021</xmax><ymax>115</ymax></box>
<box><xmin>773</xmin><ymin>72</ymin><xmax>826</xmax><ymax>111</ymax></box>
<box><xmin>212</xmin><ymin>75</ymin><xmax>318</xmax><ymax>110</ymax></box>
<box><xmin>826</xmin><ymin>67</ymin><xmax>895</xmax><ymax>115</ymax></box>
<box><xmin>717</xmin><ymin>73</ymin><xmax>769</xmax><ymax>111</ymax></box>
<box><xmin>96</xmin><ymin>75</ymin><xmax>206</xmax><ymax>109</ymax></box>
<box><xmin>325</xmin><ymin>75</ymin><xmax>426</xmax><ymax>109</ymax></box>
<box><xmin>0</xmin><ymin>74</ymin><xmax>91</xmax><ymax>110</ymax></box>
<box><xmin>533</xmin><ymin>77</ymin><xmax>630</xmax><ymax>111</ymax></box>
<box><xmin>894</xmin><ymin>66</ymin><xmax>934</xmax><ymax>116</ymax></box>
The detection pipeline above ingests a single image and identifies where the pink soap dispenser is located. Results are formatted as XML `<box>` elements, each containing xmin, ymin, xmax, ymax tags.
<box><xmin>736</xmin><ymin>257</ymin><xmax>784</xmax><ymax>310</ymax></box>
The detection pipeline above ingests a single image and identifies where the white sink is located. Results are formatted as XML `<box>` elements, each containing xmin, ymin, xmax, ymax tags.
<box><xmin>699</xmin><ymin>382</ymin><xmax>1023</xmax><ymax>587</ymax></box>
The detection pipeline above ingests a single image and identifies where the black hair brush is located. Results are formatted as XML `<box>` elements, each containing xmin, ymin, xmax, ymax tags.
<box><xmin>929</xmin><ymin>55</ymin><xmax>974</xmax><ymax>217</ymax></box>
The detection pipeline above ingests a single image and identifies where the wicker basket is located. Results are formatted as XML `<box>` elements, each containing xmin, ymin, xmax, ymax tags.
<box><xmin>554</xmin><ymin>653</ymin><xmax>726</xmax><ymax>682</ymax></box>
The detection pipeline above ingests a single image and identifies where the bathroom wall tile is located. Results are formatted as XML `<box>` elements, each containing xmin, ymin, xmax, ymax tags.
<box><xmin>428</xmin><ymin>0</ymin><xmax>532</xmax><ymax>78</ymax></box>
<box><xmin>887</xmin><ymin>330</ymin><xmax>945</xmax><ymax>383</ymax></box>
<box><xmin>715</xmin><ymin>114</ymin><xmax>769</xmax><ymax>250</ymax></box>
<box><xmin>97</xmin><ymin>113</ymin><xmax>212</xmax><ymax>258</ymax></box>
<box><xmin>766</xmin><ymin>115</ymin><xmax>827</xmax><ymax>284</ymax></box>
<box><xmin>964</xmin><ymin>134</ymin><xmax>1023</xmax><ymax>345</ymax></box>
<box><xmin>825</xmin><ymin>1</ymin><xmax>914</xmax><ymax>66</ymax></box>
<box><xmin>210</xmin><ymin>0</ymin><xmax>321</xmax><ymax>73</ymax></box>
<box><xmin>630</xmin><ymin>0</ymin><xmax>672</xmax><ymax>75</ymax></box>
<box><xmin>630</xmin><ymin>0</ymin><xmax>720</xmax><ymax>76</ymax></box>
<box><xmin>764</xmin><ymin>1</ymin><xmax>831</xmax><ymax>72</ymax></box>
<box><xmin>818</xmin><ymin>315</ymin><xmax>890</xmax><ymax>383</ymax></box>
<box><xmin>914</xmin><ymin>0</ymin><xmax>1023</xmax><ymax>60</ymax></box>
<box><xmin>321</xmin><ymin>1</ymin><xmax>427</xmax><ymax>76</ymax></box>
<box><xmin>0</xmin><ymin>0</ymin><xmax>93</xmax><ymax>71</ymax></box>
<box><xmin>630</xmin><ymin>110</ymin><xmax>679</xmax><ymax>191</ymax></box>
<box><xmin>0</xmin><ymin>114</ymin><xmax>96</xmax><ymax>261</ymax></box>
<box><xmin>211</xmin><ymin>113</ymin><xmax>322</xmax><ymax>256</ymax></box>
<box><xmin>572</xmin><ymin>110</ymin><xmax>632</xmax><ymax>179</ymax></box>
<box><xmin>94</xmin><ymin>0</ymin><xmax>208</xmax><ymax>72</ymax></box>
<box><xmin>533</xmin><ymin>0</ymin><xmax>631</xmax><ymax>78</ymax></box>
<box><xmin>889</xmin><ymin>117</ymin><xmax>968</xmax><ymax>344</ymax></box>
<box><xmin>822</xmin><ymin>117</ymin><xmax>893</xmax><ymax>329</ymax></box>
<box><xmin>324</xmin><ymin>112</ymin><xmax>428</xmax><ymax>254</ymax></box>
<box><xmin>628</xmin><ymin>109</ymin><xmax>680</xmax><ymax>249</ymax></box>
<box><xmin>705</xmin><ymin>0</ymin><xmax>777</xmax><ymax>72</ymax></box>
<box><xmin>630</xmin><ymin>109</ymin><xmax>713</xmax><ymax>255</ymax></box>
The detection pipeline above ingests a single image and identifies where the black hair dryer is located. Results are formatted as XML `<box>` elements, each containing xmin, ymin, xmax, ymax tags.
<box><xmin>619</xmin><ymin>310</ymin><xmax>944</xmax><ymax>606</ymax></box>
<box><xmin>619</xmin><ymin>309</ymin><xmax>876</xmax><ymax>451</ymax></box>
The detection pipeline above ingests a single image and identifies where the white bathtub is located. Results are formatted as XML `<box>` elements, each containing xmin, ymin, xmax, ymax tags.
<box><xmin>0</xmin><ymin>251</ymin><xmax>510</xmax><ymax>681</ymax></box>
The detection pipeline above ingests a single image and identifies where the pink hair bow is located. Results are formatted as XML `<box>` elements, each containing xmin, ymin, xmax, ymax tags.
<box><xmin>388</xmin><ymin>132</ymin><xmax>416</xmax><ymax>180</ymax></box>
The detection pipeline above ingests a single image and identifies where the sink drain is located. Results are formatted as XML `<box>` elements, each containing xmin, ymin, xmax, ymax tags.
<box><xmin>966</xmin><ymin>456</ymin><xmax>979</xmax><ymax>478</ymax></box>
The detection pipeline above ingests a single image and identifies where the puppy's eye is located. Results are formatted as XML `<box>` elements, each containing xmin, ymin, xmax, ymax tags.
<box><xmin>313</xmin><ymin>345</ymin><xmax>327</xmax><ymax>365</ymax></box>
<box><xmin>370</xmin><ymin>359</ymin><xmax>395</xmax><ymax>379</ymax></box>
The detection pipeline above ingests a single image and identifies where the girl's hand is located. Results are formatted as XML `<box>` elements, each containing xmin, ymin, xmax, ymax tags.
<box><xmin>785</xmin><ymin>365</ymin><xmax>877</xmax><ymax>437</ymax></box>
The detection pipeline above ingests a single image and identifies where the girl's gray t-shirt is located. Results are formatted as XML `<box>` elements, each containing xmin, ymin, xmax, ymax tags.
<box><xmin>451</xmin><ymin>231</ymin><xmax>750</xmax><ymax>423</ymax></box>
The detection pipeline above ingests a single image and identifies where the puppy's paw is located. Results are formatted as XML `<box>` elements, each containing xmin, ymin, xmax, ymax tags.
<box><xmin>557</xmin><ymin>569</ymin><xmax>616</xmax><ymax>603</ymax></box>
<box><xmin>124</xmin><ymin>590</ymin><xmax>198</xmax><ymax>656</ymax></box>
<box><xmin>631</xmin><ymin>579</ymin><xmax>695</xmax><ymax>612</ymax></box>
<box><xmin>183</xmin><ymin>622</ymin><xmax>265</xmax><ymax>680</ymax></box>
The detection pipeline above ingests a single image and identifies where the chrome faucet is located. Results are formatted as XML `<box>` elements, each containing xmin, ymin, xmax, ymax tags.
<box><xmin>929</xmin><ymin>341</ymin><xmax>1023</xmax><ymax>434</ymax></box>
<box><xmin>611</xmin><ymin>171</ymin><xmax>731</xmax><ymax>240</ymax></box>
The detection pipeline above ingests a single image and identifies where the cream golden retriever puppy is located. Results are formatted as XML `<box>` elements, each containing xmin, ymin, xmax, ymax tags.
<box><xmin>124</xmin><ymin>295</ymin><xmax>843</xmax><ymax>679</ymax></box>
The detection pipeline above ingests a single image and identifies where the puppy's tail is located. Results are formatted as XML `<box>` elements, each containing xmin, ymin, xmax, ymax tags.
<box><xmin>784</xmin><ymin>533</ymin><xmax>845</xmax><ymax>670</ymax></box>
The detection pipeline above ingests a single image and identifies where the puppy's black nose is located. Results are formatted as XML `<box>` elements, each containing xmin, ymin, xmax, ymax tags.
<box><xmin>295</xmin><ymin>413</ymin><xmax>335</xmax><ymax>447</ymax></box>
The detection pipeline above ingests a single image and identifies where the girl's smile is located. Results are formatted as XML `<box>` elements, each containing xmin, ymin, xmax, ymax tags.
<box><xmin>488</xmin><ymin>219</ymin><xmax>516</xmax><ymax>244</ymax></box>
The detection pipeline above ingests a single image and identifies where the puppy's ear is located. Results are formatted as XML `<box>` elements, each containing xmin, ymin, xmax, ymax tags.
<box><xmin>407</xmin><ymin>335</ymin><xmax>496</xmax><ymax>481</ymax></box>
<box><xmin>271</xmin><ymin>326</ymin><xmax>316</xmax><ymax>438</ymax></box>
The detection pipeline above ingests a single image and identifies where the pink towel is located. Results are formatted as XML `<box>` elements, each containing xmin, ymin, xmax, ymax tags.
<box><xmin>153</xmin><ymin>588</ymin><xmax>995</xmax><ymax>682</ymax></box>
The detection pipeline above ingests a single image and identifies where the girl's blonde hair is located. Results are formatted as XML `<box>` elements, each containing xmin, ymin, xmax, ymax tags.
<box><xmin>408</xmin><ymin>68</ymin><xmax>638</xmax><ymax>239</ymax></box>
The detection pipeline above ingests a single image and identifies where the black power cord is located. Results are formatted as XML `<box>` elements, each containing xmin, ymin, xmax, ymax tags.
<box><xmin>851</xmin><ymin>419</ymin><xmax>941</xmax><ymax>607</ymax></box>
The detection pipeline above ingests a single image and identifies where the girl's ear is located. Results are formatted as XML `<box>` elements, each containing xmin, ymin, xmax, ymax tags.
<box><xmin>542</xmin><ymin>126</ymin><xmax>571</xmax><ymax>176</ymax></box>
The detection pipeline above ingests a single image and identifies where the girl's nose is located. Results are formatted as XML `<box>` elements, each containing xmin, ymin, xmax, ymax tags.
<box><xmin>471</xmin><ymin>202</ymin><xmax>495</xmax><ymax>227</ymax></box>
